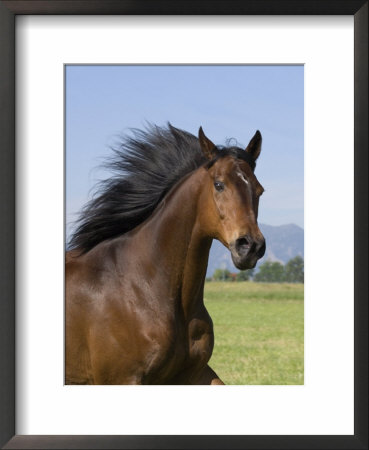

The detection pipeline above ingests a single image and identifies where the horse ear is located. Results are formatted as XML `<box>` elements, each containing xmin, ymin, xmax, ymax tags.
<box><xmin>198</xmin><ymin>126</ymin><xmax>216</xmax><ymax>160</ymax></box>
<box><xmin>245</xmin><ymin>130</ymin><xmax>262</xmax><ymax>161</ymax></box>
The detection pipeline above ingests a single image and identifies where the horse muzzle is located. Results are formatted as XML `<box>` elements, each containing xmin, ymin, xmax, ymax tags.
<box><xmin>230</xmin><ymin>235</ymin><xmax>266</xmax><ymax>270</ymax></box>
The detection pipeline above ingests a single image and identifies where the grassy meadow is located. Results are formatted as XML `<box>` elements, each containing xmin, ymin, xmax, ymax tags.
<box><xmin>204</xmin><ymin>282</ymin><xmax>304</xmax><ymax>385</ymax></box>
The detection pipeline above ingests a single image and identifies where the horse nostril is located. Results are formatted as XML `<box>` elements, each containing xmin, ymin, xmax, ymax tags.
<box><xmin>235</xmin><ymin>236</ymin><xmax>251</xmax><ymax>254</ymax></box>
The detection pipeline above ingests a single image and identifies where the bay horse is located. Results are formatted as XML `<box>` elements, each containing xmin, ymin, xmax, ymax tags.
<box><xmin>66</xmin><ymin>124</ymin><xmax>265</xmax><ymax>385</ymax></box>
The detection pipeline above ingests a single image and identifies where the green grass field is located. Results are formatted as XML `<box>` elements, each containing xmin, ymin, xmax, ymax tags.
<box><xmin>204</xmin><ymin>282</ymin><xmax>304</xmax><ymax>385</ymax></box>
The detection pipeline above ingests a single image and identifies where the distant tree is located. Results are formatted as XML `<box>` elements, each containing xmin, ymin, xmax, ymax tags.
<box><xmin>284</xmin><ymin>256</ymin><xmax>304</xmax><ymax>283</ymax></box>
<box><xmin>236</xmin><ymin>268</ymin><xmax>255</xmax><ymax>281</ymax></box>
<box><xmin>254</xmin><ymin>260</ymin><xmax>285</xmax><ymax>282</ymax></box>
<box><xmin>212</xmin><ymin>268</ymin><xmax>232</xmax><ymax>281</ymax></box>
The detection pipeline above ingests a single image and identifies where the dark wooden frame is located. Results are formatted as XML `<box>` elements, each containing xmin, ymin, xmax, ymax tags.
<box><xmin>0</xmin><ymin>1</ymin><xmax>367</xmax><ymax>449</ymax></box>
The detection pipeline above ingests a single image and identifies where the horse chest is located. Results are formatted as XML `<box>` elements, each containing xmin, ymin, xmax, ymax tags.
<box><xmin>168</xmin><ymin>315</ymin><xmax>214</xmax><ymax>376</ymax></box>
<box><xmin>142</xmin><ymin>309</ymin><xmax>214</xmax><ymax>384</ymax></box>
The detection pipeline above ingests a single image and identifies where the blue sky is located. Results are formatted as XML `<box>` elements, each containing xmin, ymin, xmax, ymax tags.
<box><xmin>66</xmin><ymin>65</ymin><xmax>304</xmax><ymax>237</ymax></box>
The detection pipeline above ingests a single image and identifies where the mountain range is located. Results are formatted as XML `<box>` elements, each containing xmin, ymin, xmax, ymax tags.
<box><xmin>206</xmin><ymin>223</ymin><xmax>304</xmax><ymax>277</ymax></box>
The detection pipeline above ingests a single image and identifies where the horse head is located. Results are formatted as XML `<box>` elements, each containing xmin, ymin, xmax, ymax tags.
<box><xmin>198</xmin><ymin>127</ymin><xmax>266</xmax><ymax>270</ymax></box>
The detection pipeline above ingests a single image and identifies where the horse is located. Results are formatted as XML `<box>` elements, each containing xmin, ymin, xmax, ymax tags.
<box><xmin>65</xmin><ymin>124</ymin><xmax>265</xmax><ymax>385</ymax></box>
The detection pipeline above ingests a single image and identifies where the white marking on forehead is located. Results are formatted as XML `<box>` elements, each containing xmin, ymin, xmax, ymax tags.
<box><xmin>237</xmin><ymin>172</ymin><xmax>249</xmax><ymax>185</ymax></box>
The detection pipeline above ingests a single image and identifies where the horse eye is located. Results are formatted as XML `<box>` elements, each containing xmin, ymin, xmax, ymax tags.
<box><xmin>214</xmin><ymin>181</ymin><xmax>225</xmax><ymax>192</ymax></box>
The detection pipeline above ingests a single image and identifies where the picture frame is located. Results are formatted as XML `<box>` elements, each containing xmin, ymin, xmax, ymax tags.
<box><xmin>0</xmin><ymin>1</ymin><xmax>367</xmax><ymax>449</ymax></box>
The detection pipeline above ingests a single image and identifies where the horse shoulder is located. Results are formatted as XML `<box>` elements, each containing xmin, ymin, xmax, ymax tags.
<box><xmin>66</xmin><ymin>244</ymin><xmax>182</xmax><ymax>384</ymax></box>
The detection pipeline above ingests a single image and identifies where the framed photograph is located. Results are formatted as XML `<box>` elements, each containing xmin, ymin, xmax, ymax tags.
<box><xmin>0</xmin><ymin>1</ymin><xmax>367</xmax><ymax>449</ymax></box>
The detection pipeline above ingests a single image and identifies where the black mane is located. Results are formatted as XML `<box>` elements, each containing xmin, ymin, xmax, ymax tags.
<box><xmin>68</xmin><ymin>123</ymin><xmax>251</xmax><ymax>253</ymax></box>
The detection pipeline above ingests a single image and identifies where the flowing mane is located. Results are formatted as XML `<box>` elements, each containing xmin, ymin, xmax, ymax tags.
<box><xmin>69</xmin><ymin>123</ymin><xmax>253</xmax><ymax>253</ymax></box>
<box><xmin>69</xmin><ymin>124</ymin><xmax>207</xmax><ymax>252</ymax></box>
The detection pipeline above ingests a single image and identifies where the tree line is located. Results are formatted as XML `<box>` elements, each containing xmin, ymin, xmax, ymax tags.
<box><xmin>209</xmin><ymin>255</ymin><xmax>304</xmax><ymax>283</ymax></box>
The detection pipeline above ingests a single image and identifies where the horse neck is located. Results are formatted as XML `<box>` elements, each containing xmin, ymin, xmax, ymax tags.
<box><xmin>135</xmin><ymin>167</ymin><xmax>212</xmax><ymax>315</ymax></box>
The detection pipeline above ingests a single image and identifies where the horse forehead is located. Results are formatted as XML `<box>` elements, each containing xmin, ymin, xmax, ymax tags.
<box><xmin>214</xmin><ymin>157</ymin><xmax>254</xmax><ymax>180</ymax></box>
<box><xmin>236</xmin><ymin>159</ymin><xmax>255</xmax><ymax>177</ymax></box>
<box><xmin>217</xmin><ymin>158</ymin><xmax>264</xmax><ymax>194</ymax></box>
<box><xmin>213</xmin><ymin>156</ymin><xmax>242</xmax><ymax>175</ymax></box>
